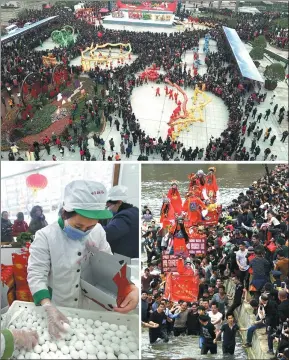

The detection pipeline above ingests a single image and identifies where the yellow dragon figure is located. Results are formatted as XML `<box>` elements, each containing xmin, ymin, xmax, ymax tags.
<box><xmin>81</xmin><ymin>42</ymin><xmax>132</xmax><ymax>70</ymax></box>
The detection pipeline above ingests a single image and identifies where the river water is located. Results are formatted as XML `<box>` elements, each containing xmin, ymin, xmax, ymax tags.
<box><xmin>141</xmin><ymin>163</ymin><xmax>275</xmax><ymax>360</ymax></box>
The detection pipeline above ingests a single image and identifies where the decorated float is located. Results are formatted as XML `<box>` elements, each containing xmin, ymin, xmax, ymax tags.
<box><xmin>160</xmin><ymin>167</ymin><xmax>221</xmax><ymax>302</ymax></box>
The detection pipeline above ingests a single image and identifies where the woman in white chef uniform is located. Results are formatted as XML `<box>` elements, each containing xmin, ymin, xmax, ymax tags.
<box><xmin>27</xmin><ymin>180</ymin><xmax>139</xmax><ymax>339</ymax></box>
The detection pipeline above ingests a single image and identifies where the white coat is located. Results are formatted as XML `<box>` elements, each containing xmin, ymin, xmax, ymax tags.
<box><xmin>27</xmin><ymin>222</ymin><xmax>112</xmax><ymax>308</ymax></box>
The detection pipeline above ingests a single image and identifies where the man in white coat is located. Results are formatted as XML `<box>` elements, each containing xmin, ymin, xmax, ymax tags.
<box><xmin>27</xmin><ymin>180</ymin><xmax>139</xmax><ymax>339</ymax></box>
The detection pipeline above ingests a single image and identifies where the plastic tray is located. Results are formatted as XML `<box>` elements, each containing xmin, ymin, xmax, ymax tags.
<box><xmin>7</xmin><ymin>301</ymin><xmax>139</xmax><ymax>339</ymax></box>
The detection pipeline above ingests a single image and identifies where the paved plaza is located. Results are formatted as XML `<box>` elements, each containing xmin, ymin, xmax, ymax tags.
<box><xmin>2</xmin><ymin>23</ymin><xmax>288</xmax><ymax>162</ymax></box>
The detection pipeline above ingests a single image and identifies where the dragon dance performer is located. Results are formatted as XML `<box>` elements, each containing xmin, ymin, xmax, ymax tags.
<box><xmin>160</xmin><ymin>197</ymin><xmax>175</xmax><ymax>228</ymax></box>
<box><xmin>183</xmin><ymin>187</ymin><xmax>208</xmax><ymax>227</ymax></box>
<box><xmin>167</xmin><ymin>182</ymin><xmax>183</xmax><ymax>214</ymax></box>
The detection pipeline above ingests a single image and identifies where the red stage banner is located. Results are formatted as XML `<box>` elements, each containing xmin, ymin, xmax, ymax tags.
<box><xmin>116</xmin><ymin>0</ymin><xmax>177</xmax><ymax>12</ymax></box>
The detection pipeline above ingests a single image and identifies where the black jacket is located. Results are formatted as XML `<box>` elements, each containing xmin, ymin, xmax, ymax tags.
<box><xmin>264</xmin><ymin>300</ymin><xmax>279</xmax><ymax>327</ymax></box>
<box><xmin>103</xmin><ymin>205</ymin><xmax>139</xmax><ymax>258</ymax></box>
<box><xmin>278</xmin><ymin>299</ymin><xmax>289</xmax><ymax>323</ymax></box>
<box><xmin>28</xmin><ymin>217</ymin><xmax>48</xmax><ymax>235</ymax></box>
<box><xmin>1</xmin><ymin>218</ymin><xmax>13</xmax><ymax>242</ymax></box>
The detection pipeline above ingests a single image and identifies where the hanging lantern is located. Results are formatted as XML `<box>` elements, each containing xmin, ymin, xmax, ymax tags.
<box><xmin>26</xmin><ymin>173</ymin><xmax>48</xmax><ymax>195</ymax></box>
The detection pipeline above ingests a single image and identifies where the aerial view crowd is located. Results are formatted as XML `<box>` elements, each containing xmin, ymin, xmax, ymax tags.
<box><xmin>1</xmin><ymin>2</ymin><xmax>288</xmax><ymax>161</ymax></box>
<box><xmin>141</xmin><ymin>164</ymin><xmax>289</xmax><ymax>359</ymax></box>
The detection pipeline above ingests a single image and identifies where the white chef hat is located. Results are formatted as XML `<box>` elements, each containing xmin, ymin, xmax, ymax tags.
<box><xmin>106</xmin><ymin>185</ymin><xmax>128</xmax><ymax>202</ymax></box>
<box><xmin>63</xmin><ymin>180</ymin><xmax>112</xmax><ymax>219</ymax></box>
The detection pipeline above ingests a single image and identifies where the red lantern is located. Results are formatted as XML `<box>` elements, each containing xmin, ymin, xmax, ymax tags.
<box><xmin>26</xmin><ymin>174</ymin><xmax>48</xmax><ymax>195</ymax></box>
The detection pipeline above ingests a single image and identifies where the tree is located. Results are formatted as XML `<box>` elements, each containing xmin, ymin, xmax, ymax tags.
<box><xmin>249</xmin><ymin>47</ymin><xmax>264</xmax><ymax>60</ymax></box>
<box><xmin>252</xmin><ymin>35</ymin><xmax>267</xmax><ymax>49</ymax></box>
<box><xmin>264</xmin><ymin>63</ymin><xmax>286</xmax><ymax>90</ymax></box>
<box><xmin>264</xmin><ymin>63</ymin><xmax>286</xmax><ymax>82</ymax></box>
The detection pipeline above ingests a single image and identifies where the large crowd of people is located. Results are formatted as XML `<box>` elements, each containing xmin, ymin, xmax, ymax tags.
<box><xmin>141</xmin><ymin>164</ymin><xmax>289</xmax><ymax>358</ymax></box>
<box><xmin>1</xmin><ymin>3</ymin><xmax>288</xmax><ymax>161</ymax></box>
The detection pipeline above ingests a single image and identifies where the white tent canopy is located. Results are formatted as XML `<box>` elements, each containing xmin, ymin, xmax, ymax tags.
<box><xmin>238</xmin><ymin>7</ymin><xmax>261</xmax><ymax>14</ymax></box>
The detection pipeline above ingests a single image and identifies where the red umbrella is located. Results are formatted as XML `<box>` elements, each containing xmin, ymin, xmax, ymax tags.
<box><xmin>99</xmin><ymin>8</ymin><xmax>109</xmax><ymax>13</ymax></box>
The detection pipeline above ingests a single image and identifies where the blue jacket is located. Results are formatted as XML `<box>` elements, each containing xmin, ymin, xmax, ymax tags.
<box><xmin>103</xmin><ymin>206</ymin><xmax>139</xmax><ymax>258</ymax></box>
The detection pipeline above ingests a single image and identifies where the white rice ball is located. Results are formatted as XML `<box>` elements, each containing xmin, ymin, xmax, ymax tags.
<box><xmin>111</xmin><ymin>336</ymin><xmax>120</xmax><ymax>344</ymax></box>
<box><xmin>17</xmin><ymin>355</ymin><xmax>25</xmax><ymax>360</ymax></box>
<box><xmin>78</xmin><ymin>350</ymin><xmax>87</xmax><ymax>359</ymax></box>
<box><xmin>31</xmin><ymin>353</ymin><xmax>41</xmax><ymax>359</ymax></box>
<box><xmin>87</xmin><ymin>355</ymin><xmax>95</xmax><ymax>360</ymax></box>
<box><xmin>102</xmin><ymin>333</ymin><xmax>110</xmax><ymax>340</ymax></box>
<box><xmin>94</xmin><ymin>335</ymin><xmax>103</xmax><ymax>343</ymax></box>
<box><xmin>118</xmin><ymin>355</ymin><xmax>128</xmax><ymax>359</ymax></box>
<box><xmin>118</xmin><ymin>325</ymin><xmax>127</xmax><ymax>333</ymax></box>
<box><xmin>61</xmin><ymin>346</ymin><xmax>69</xmax><ymax>355</ymax></box>
<box><xmin>107</xmin><ymin>353</ymin><xmax>117</xmax><ymax>359</ymax></box>
<box><xmin>49</xmin><ymin>343</ymin><xmax>57</xmax><ymax>352</ymax></box>
<box><xmin>75</xmin><ymin>341</ymin><xmax>84</xmax><ymax>351</ymax></box>
<box><xmin>56</xmin><ymin>340</ymin><xmax>66</xmax><ymax>349</ymax></box>
<box><xmin>97</xmin><ymin>352</ymin><xmax>107</xmax><ymax>360</ymax></box>
<box><xmin>128</xmin><ymin>355</ymin><xmax>136</xmax><ymax>360</ymax></box>
<box><xmin>119</xmin><ymin>346</ymin><xmax>130</xmax><ymax>355</ymax></box>
<box><xmin>34</xmin><ymin>345</ymin><xmax>42</xmax><ymax>354</ymax></box>
<box><xmin>101</xmin><ymin>322</ymin><xmax>109</xmax><ymax>329</ymax></box>
<box><xmin>41</xmin><ymin>344</ymin><xmax>49</xmax><ymax>353</ymax></box>
<box><xmin>115</xmin><ymin>330</ymin><xmax>125</xmax><ymax>339</ymax></box>
<box><xmin>94</xmin><ymin>320</ymin><xmax>101</xmax><ymax>327</ymax></box>
<box><xmin>76</xmin><ymin>332</ymin><xmax>86</xmax><ymax>341</ymax></box>
<box><xmin>102</xmin><ymin>340</ymin><xmax>110</xmax><ymax>347</ymax></box>
<box><xmin>79</xmin><ymin>318</ymin><xmax>86</xmax><ymax>325</ymax></box>
<box><xmin>126</xmin><ymin>337</ymin><xmax>136</xmax><ymax>343</ymax></box>
<box><xmin>98</xmin><ymin>326</ymin><xmax>105</xmax><ymax>334</ymax></box>
<box><xmin>109</xmin><ymin>324</ymin><xmax>118</xmax><ymax>332</ymax></box>
<box><xmin>125</xmin><ymin>331</ymin><xmax>133</xmax><ymax>338</ymax></box>
<box><xmin>70</xmin><ymin>350</ymin><xmax>80</xmax><ymax>359</ymax></box>
<box><xmin>111</xmin><ymin>343</ymin><xmax>120</xmax><ymax>353</ymax></box>
<box><xmin>86</xmin><ymin>319</ymin><xmax>94</xmax><ymax>326</ymax></box>
<box><xmin>70</xmin><ymin>336</ymin><xmax>78</xmax><ymax>345</ymax></box>
<box><xmin>55</xmin><ymin>350</ymin><xmax>63</xmax><ymax>358</ymax></box>
<box><xmin>127</xmin><ymin>342</ymin><xmax>138</xmax><ymax>352</ymax></box>
<box><xmin>25</xmin><ymin>352</ymin><xmax>31</xmax><ymax>359</ymax></box>
<box><xmin>86</xmin><ymin>327</ymin><xmax>93</xmax><ymax>334</ymax></box>
<box><xmin>97</xmin><ymin>345</ymin><xmax>105</xmax><ymax>352</ymax></box>
<box><xmin>87</xmin><ymin>334</ymin><xmax>94</xmax><ymax>341</ymax></box>
<box><xmin>91</xmin><ymin>340</ymin><xmax>99</xmax><ymax>347</ymax></box>
<box><xmin>85</xmin><ymin>344</ymin><xmax>96</xmax><ymax>355</ymax></box>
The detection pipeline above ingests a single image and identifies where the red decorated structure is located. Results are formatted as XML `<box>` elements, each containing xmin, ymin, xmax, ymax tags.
<box><xmin>116</xmin><ymin>0</ymin><xmax>177</xmax><ymax>12</ymax></box>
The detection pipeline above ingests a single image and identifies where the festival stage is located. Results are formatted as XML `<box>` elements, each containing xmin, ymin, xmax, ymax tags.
<box><xmin>103</xmin><ymin>11</ymin><xmax>175</xmax><ymax>27</ymax></box>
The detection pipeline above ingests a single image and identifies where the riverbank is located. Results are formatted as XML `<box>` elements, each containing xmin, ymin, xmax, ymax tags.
<box><xmin>226</xmin><ymin>280</ymin><xmax>272</xmax><ymax>360</ymax></box>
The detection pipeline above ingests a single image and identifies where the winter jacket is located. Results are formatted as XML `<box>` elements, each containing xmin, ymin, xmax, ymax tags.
<box><xmin>102</xmin><ymin>206</ymin><xmax>139</xmax><ymax>258</ymax></box>
<box><xmin>1</xmin><ymin>219</ymin><xmax>13</xmax><ymax>242</ymax></box>
<box><xmin>28</xmin><ymin>217</ymin><xmax>48</xmax><ymax>235</ymax></box>
<box><xmin>12</xmin><ymin>220</ymin><xmax>29</xmax><ymax>237</ymax></box>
